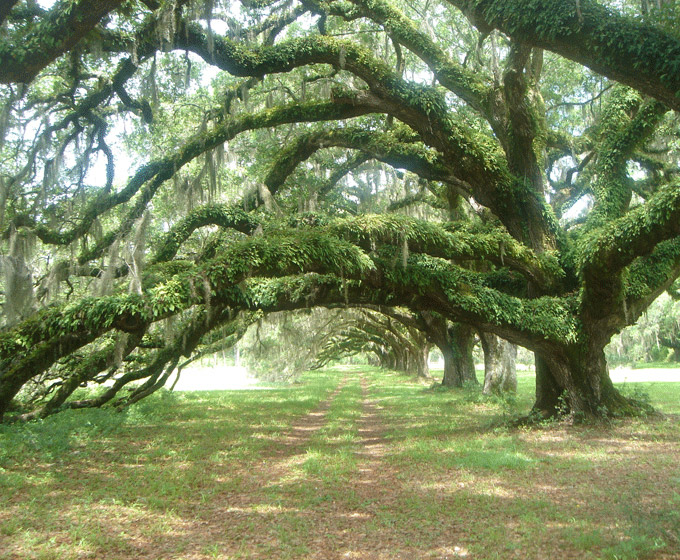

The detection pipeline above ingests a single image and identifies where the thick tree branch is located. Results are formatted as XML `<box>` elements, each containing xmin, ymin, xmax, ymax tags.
<box><xmin>11</xmin><ymin>98</ymin><xmax>374</xmax><ymax>263</ymax></box>
<box><xmin>169</xmin><ymin>20</ymin><xmax>557</xmax><ymax>246</ymax></box>
<box><xmin>0</xmin><ymin>0</ymin><xmax>126</xmax><ymax>84</ymax></box>
<box><xmin>448</xmin><ymin>0</ymin><xmax>680</xmax><ymax>111</ymax></box>
<box><xmin>261</xmin><ymin>126</ymin><xmax>455</xmax><ymax>196</ymax></box>
<box><xmin>580</xmin><ymin>180</ymin><xmax>680</xmax><ymax>281</ymax></box>
<box><xmin>0</xmin><ymin>0</ymin><xmax>20</xmax><ymax>27</ymax></box>
<box><xmin>326</xmin><ymin>214</ymin><xmax>563</xmax><ymax>289</ymax></box>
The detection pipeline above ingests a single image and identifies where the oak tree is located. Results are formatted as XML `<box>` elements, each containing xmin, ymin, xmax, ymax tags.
<box><xmin>1</xmin><ymin>0</ymin><xmax>679</xmax><ymax>421</ymax></box>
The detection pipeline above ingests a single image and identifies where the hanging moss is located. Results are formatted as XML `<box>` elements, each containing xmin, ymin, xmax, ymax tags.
<box><xmin>0</xmin><ymin>0</ymin><xmax>124</xmax><ymax>84</ymax></box>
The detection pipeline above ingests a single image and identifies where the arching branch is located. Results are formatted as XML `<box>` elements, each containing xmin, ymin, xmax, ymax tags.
<box><xmin>449</xmin><ymin>0</ymin><xmax>680</xmax><ymax>111</ymax></box>
<box><xmin>0</xmin><ymin>0</ymin><xmax>126</xmax><ymax>84</ymax></box>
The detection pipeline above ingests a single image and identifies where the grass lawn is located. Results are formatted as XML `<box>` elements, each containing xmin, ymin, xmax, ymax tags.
<box><xmin>0</xmin><ymin>367</ymin><xmax>678</xmax><ymax>559</ymax></box>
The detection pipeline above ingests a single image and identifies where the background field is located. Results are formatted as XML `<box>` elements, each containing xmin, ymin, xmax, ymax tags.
<box><xmin>1</xmin><ymin>367</ymin><xmax>679</xmax><ymax>560</ymax></box>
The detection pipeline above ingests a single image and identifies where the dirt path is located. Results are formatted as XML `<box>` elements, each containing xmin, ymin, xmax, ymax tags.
<box><xmin>215</xmin><ymin>375</ymin><xmax>349</xmax><ymax>504</ymax></box>
<box><xmin>317</xmin><ymin>373</ymin><xmax>468</xmax><ymax>560</ymax></box>
<box><xmin>326</xmin><ymin>372</ymin><xmax>397</xmax><ymax>559</ymax></box>
<box><xmin>121</xmin><ymin>371</ymin><xmax>462</xmax><ymax>559</ymax></box>
<box><xmin>176</xmin><ymin>375</ymin><xmax>354</xmax><ymax>557</ymax></box>
<box><xmin>198</xmin><ymin>371</ymin><xmax>404</xmax><ymax>560</ymax></box>
<box><xmin>282</xmin><ymin>376</ymin><xmax>348</xmax><ymax>449</ymax></box>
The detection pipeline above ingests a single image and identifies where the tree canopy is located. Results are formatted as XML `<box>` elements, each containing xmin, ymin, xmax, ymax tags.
<box><xmin>0</xmin><ymin>0</ymin><xmax>679</xmax><ymax>421</ymax></box>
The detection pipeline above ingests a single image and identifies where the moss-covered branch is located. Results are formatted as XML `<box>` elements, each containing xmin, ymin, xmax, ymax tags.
<box><xmin>171</xmin><ymin>22</ymin><xmax>554</xmax><ymax>245</ymax></box>
<box><xmin>579</xmin><ymin>180</ymin><xmax>680</xmax><ymax>281</ymax></box>
<box><xmin>262</xmin><ymin>126</ymin><xmax>454</xmax><ymax>196</ymax></box>
<box><xmin>15</xmin><ymin>331</ymin><xmax>144</xmax><ymax>421</ymax></box>
<box><xmin>325</xmin><ymin>213</ymin><xmax>564</xmax><ymax>289</ymax></box>
<box><xmin>0</xmin><ymin>229</ymin><xmax>374</xmax><ymax>419</ymax></box>
<box><xmin>152</xmin><ymin>205</ymin><xmax>260</xmax><ymax>263</ymax></box>
<box><xmin>587</xmin><ymin>90</ymin><xmax>668</xmax><ymax>227</ymax></box>
<box><xmin>0</xmin><ymin>0</ymin><xmax>126</xmax><ymax>84</ymax></box>
<box><xmin>172</xmin><ymin>312</ymin><xmax>258</xmax><ymax>374</ymax></box>
<box><xmin>377</xmin><ymin>252</ymin><xmax>578</xmax><ymax>348</ymax></box>
<box><xmin>449</xmin><ymin>0</ymin><xmax>680</xmax><ymax>111</ymax></box>
<box><xmin>110</xmin><ymin>305</ymin><xmax>236</xmax><ymax>409</ymax></box>
<box><xmin>15</xmin><ymin>98</ymin><xmax>374</xmax><ymax>264</ymax></box>
<box><xmin>331</xmin><ymin>0</ymin><xmax>507</xmax><ymax>136</ymax></box>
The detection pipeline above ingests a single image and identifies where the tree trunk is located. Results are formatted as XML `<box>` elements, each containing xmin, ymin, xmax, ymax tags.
<box><xmin>438</xmin><ymin>344</ymin><xmax>454</xmax><ymax>386</ymax></box>
<box><xmin>673</xmin><ymin>348</ymin><xmax>680</xmax><ymax>363</ymax></box>
<box><xmin>413</xmin><ymin>342</ymin><xmax>431</xmax><ymax>378</ymax></box>
<box><xmin>394</xmin><ymin>346</ymin><xmax>407</xmax><ymax>372</ymax></box>
<box><xmin>386</xmin><ymin>340</ymin><xmax>430</xmax><ymax>377</ymax></box>
<box><xmin>533</xmin><ymin>354</ymin><xmax>563</xmax><ymax>417</ymax></box>
<box><xmin>532</xmin><ymin>344</ymin><xmax>646</xmax><ymax>419</ymax></box>
<box><xmin>480</xmin><ymin>332</ymin><xmax>517</xmax><ymax>395</ymax></box>
<box><xmin>659</xmin><ymin>336</ymin><xmax>680</xmax><ymax>362</ymax></box>
<box><xmin>381</xmin><ymin>349</ymin><xmax>397</xmax><ymax>371</ymax></box>
<box><xmin>441</xmin><ymin>323</ymin><xmax>478</xmax><ymax>387</ymax></box>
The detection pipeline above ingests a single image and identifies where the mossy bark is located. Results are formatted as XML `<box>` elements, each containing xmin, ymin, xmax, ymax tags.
<box><xmin>533</xmin><ymin>344</ymin><xmax>645</xmax><ymax>419</ymax></box>
<box><xmin>0</xmin><ymin>0</ymin><xmax>126</xmax><ymax>84</ymax></box>
<box><xmin>441</xmin><ymin>323</ymin><xmax>478</xmax><ymax>388</ymax></box>
<box><xmin>480</xmin><ymin>332</ymin><xmax>517</xmax><ymax>395</ymax></box>
<box><xmin>412</xmin><ymin>343</ymin><xmax>431</xmax><ymax>379</ymax></box>
<box><xmin>451</xmin><ymin>0</ymin><xmax>680</xmax><ymax>112</ymax></box>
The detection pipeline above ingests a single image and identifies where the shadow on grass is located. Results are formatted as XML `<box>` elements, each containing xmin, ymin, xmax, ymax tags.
<box><xmin>1</xmin><ymin>367</ymin><xmax>679</xmax><ymax>559</ymax></box>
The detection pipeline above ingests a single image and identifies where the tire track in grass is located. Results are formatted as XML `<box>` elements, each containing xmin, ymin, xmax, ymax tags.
<box><xmin>266</xmin><ymin>371</ymin><xmax>368</xmax><ymax>558</ymax></box>
<box><xmin>330</xmin><ymin>372</ymin><xmax>468</xmax><ymax>560</ymax></box>
<box><xmin>287</xmin><ymin>370</ymin><xmax>398</xmax><ymax>559</ymax></box>
<box><xmin>261</xmin><ymin>374</ymin><xmax>351</xmax><ymax>483</ymax></box>
<box><xmin>205</xmin><ymin>371</ymin><xmax>368</xmax><ymax>559</ymax></box>
<box><xmin>353</xmin><ymin>372</ymin><xmax>390</xmax><ymax>494</ymax></box>
<box><xmin>330</xmin><ymin>371</ymin><xmax>397</xmax><ymax>559</ymax></box>
<box><xmin>281</xmin><ymin>377</ymin><xmax>348</xmax><ymax>449</ymax></box>
<box><xmin>176</xmin><ymin>370</ymin><xmax>466</xmax><ymax>560</ymax></box>
<box><xmin>178</xmin><ymin>370</ymin><xmax>429</xmax><ymax>559</ymax></box>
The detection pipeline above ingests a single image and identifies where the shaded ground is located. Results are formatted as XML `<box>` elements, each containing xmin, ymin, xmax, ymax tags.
<box><xmin>1</xmin><ymin>367</ymin><xmax>679</xmax><ymax>559</ymax></box>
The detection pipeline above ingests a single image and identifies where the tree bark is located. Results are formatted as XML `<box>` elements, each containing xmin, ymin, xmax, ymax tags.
<box><xmin>480</xmin><ymin>332</ymin><xmax>517</xmax><ymax>395</ymax></box>
<box><xmin>440</xmin><ymin>344</ymin><xmax>457</xmax><ymax>386</ymax></box>
<box><xmin>451</xmin><ymin>0</ymin><xmax>680</xmax><ymax>112</ymax></box>
<box><xmin>419</xmin><ymin>312</ymin><xmax>477</xmax><ymax>388</ymax></box>
<box><xmin>532</xmin><ymin>344</ymin><xmax>644</xmax><ymax>419</ymax></box>
<box><xmin>0</xmin><ymin>0</ymin><xmax>126</xmax><ymax>84</ymax></box>
<box><xmin>413</xmin><ymin>342</ymin><xmax>431</xmax><ymax>378</ymax></box>
<box><xmin>441</xmin><ymin>323</ymin><xmax>478</xmax><ymax>387</ymax></box>
<box><xmin>533</xmin><ymin>355</ymin><xmax>563</xmax><ymax>417</ymax></box>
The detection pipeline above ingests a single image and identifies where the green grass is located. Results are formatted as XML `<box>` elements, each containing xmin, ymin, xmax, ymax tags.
<box><xmin>1</xmin><ymin>365</ymin><xmax>679</xmax><ymax>559</ymax></box>
<box><xmin>297</xmin><ymin>380</ymin><xmax>362</xmax><ymax>489</ymax></box>
<box><xmin>619</xmin><ymin>381</ymin><xmax>680</xmax><ymax>414</ymax></box>
<box><xmin>632</xmin><ymin>361</ymin><xmax>680</xmax><ymax>369</ymax></box>
<box><xmin>366</xmin><ymin>367</ymin><xmax>680</xmax><ymax>559</ymax></box>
